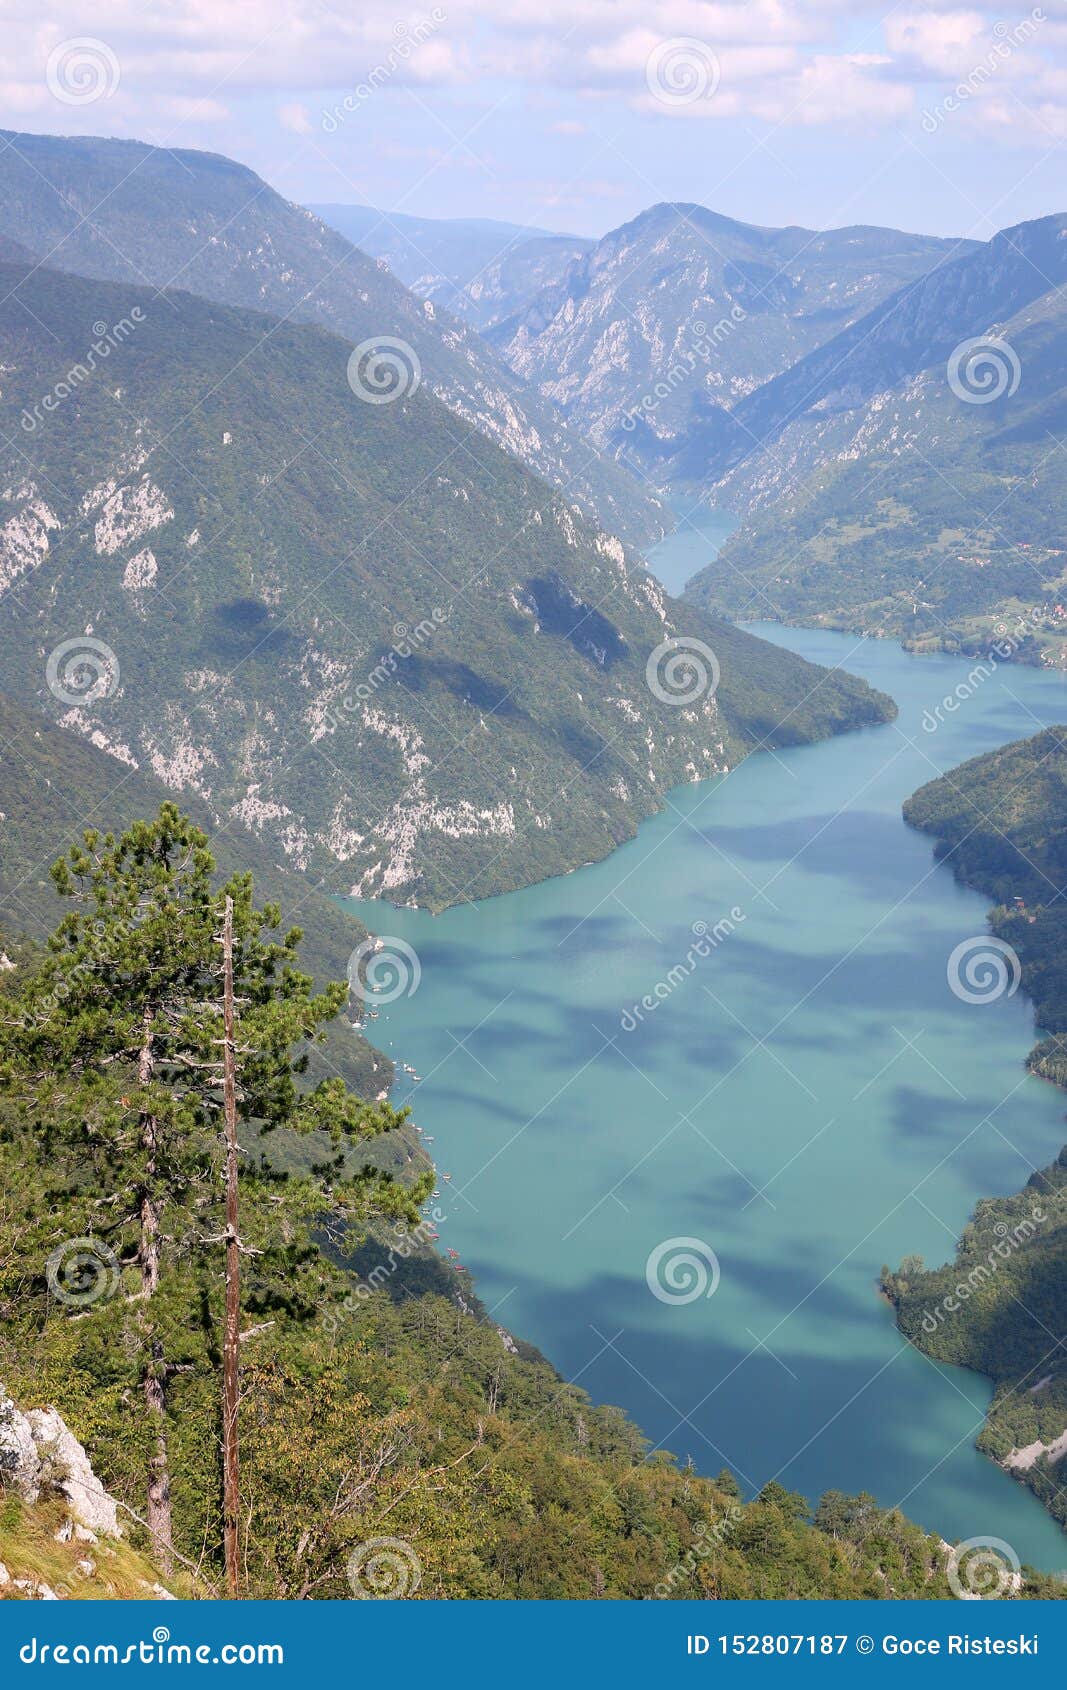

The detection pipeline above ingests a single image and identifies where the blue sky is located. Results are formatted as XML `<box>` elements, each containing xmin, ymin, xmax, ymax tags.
<box><xmin>12</xmin><ymin>2</ymin><xmax>1067</xmax><ymax>240</ymax></box>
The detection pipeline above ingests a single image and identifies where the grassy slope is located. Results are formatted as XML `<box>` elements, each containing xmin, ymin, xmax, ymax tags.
<box><xmin>0</xmin><ymin>1495</ymin><xmax>197</xmax><ymax>1601</ymax></box>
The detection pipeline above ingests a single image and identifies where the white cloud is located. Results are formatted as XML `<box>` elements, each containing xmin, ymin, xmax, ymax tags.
<box><xmin>768</xmin><ymin>54</ymin><xmax>914</xmax><ymax>126</ymax></box>
<box><xmin>885</xmin><ymin>11</ymin><xmax>990</xmax><ymax>77</ymax></box>
<box><xmin>278</xmin><ymin>102</ymin><xmax>312</xmax><ymax>134</ymax></box>
<box><xmin>0</xmin><ymin>0</ymin><xmax>1059</xmax><ymax>141</ymax></box>
<box><xmin>0</xmin><ymin>79</ymin><xmax>50</xmax><ymax>113</ymax></box>
<box><xmin>160</xmin><ymin>95</ymin><xmax>230</xmax><ymax>122</ymax></box>
<box><xmin>973</xmin><ymin>94</ymin><xmax>1067</xmax><ymax>141</ymax></box>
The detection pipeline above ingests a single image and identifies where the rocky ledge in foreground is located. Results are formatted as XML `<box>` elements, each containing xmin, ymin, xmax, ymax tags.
<box><xmin>0</xmin><ymin>1385</ymin><xmax>174</xmax><ymax>1600</ymax></box>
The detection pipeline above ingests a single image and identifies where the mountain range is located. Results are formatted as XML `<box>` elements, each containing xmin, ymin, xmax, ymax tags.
<box><xmin>485</xmin><ymin>202</ymin><xmax>974</xmax><ymax>477</ymax></box>
<box><xmin>0</xmin><ymin>230</ymin><xmax>890</xmax><ymax>914</ymax></box>
<box><xmin>0</xmin><ymin>130</ymin><xmax>663</xmax><ymax>549</ymax></box>
<box><xmin>2</xmin><ymin>124</ymin><xmax>1066</xmax><ymax>1595</ymax></box>
<box><xmin>3</xmin><ymin>131</ymin><xmax>1064</xmax><ymax>921</ymax></box>
<box><xmin>348</xmin><ymin>193</ymin><xmax>1067</xmax><ymax>667</ymax></box>
<box><xmin>310</xmin><ymin>204</ymin><xmax>592</xmax><ymax>332</ymax></box>
<box><xmin>685</xmin><ymin>214</ymin><xmax>1067</xmax><ymax>661</ymax></box>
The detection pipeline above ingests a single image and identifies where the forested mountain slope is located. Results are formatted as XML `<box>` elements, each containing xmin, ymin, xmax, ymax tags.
<box><xmin>0</xmin><ymin>129</ymin><xmax>663</xmax><ymax>548</ymax></box>
<box><xmin>0</xmin><ymin>254</ymin><xmax>892</xmax><ymax>912</ymax></box>
<box><xmin>686</xmin><ymin>216</ymin><xmax>1067</xmax><ymax>663</ymax></box>
<box><xmin>885</xmin><ymin>1147</ymin><xmax>1067</xmax><ymax>1537</ymax></box>
<box><xmin>0</xmin><ymin>690</ymin><xmax>390</xmax><ymax>1103</ymax></box>
<box><xmin>7</xmin><ymin>1216</ymin><xmax>1041</xmax><ymax>1601</ymax></box>
<box><xmin>904</xmin><ymin>728</ymin><xmax>1067</xmax><ymax>1084</ymax></box>
<box><xmin>888</xmin><ymin>728</ymin><xmax>1067</xmax><ymax>1531</ymax></box>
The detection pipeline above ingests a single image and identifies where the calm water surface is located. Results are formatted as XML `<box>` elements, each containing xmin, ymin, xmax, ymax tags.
<box><xmin>347</xmin><ymin>580</ymin><xmax>1067</xmax><ymax>1571</ymax></box>
<box><xmin>646</xmin><ymin>502</ymin><xmax>739</xmax><ymax>594</ymax></box>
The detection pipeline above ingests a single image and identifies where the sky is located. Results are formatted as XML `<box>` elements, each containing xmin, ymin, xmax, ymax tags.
<box><xmin>7</xmin><ymin>2</ymin><xmax>1067</xmax><ymax>241</ymax></box>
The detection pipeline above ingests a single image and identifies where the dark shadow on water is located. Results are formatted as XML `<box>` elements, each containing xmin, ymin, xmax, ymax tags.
<box><xmin>691</xmin><ymin>807</ymin><xmax>934</xmax><ymax>894</ymax></box>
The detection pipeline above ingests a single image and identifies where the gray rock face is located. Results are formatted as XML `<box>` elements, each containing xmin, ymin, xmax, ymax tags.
<box><xmin>0</xmin><ymin>1386</ymin><xmax>121</xmax><ymax>1536</ymax></box>
<box><xmin>492</xmin><ymin>201</ymin><xmax>972</xmax><ymax>481</ymax></box>
<box><xmin>0</xmin><ymin>1389</ymin><xmax>41</xmax><ymax>1501</ymax></box>
<box><xmin>27</xmin><ymin>1408</ymin><xmax>121</xmax><ymax>1538</ymax></box>
<box><xmin>0</xmin><ymin>1386</ymin><xmax>179</xmax><ymax>1600</ymax></box>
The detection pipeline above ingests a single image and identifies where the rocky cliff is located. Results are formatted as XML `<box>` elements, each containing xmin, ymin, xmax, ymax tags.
<box><xmin>0</xmin><ymin>1387</ymin><xmax>174</xmax><ymax>1600</ymax></box>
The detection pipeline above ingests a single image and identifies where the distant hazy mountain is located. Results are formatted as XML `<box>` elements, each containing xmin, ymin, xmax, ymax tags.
<box><xmin>685</xmin><ymin>214</ymin><xmax>1067</xmax><ymax>664</ymax></box>
<box><xmin>0</xmin><ymin>130</ymin><xmax>663</xmax><ymax>547</ymax></box>
<box><xmin>699</xmin><ymin>213</ymin><xmax>1067</xmax><ymax>503</ymax></box>
<box><xmin>0</xmin><ymin>254</ymin><xmax>891</xmax><ymax>910</ymax></box>
<box><xmin>488</xmin><ymin>202</ymin><xmax>973</xmax><ymax>481</ymax></box>
<box><xmin>310</xmin><ymin>204</ymin><xmax>592</xmax><ymax>331</ymax></box>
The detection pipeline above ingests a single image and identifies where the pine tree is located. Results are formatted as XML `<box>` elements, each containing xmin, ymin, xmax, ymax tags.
<box><xmin>0</xmin><ymin>804</ymin><xmax>426</xmax><ymax>1577</ymax></box>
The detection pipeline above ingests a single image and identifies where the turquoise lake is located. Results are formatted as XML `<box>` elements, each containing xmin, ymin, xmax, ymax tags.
<box><xmin>347</xmin><ymin>566</ymin><xmax>1067</xmax><ymax>1572</ymax></box>
<box><xmin>641</xmin><ymin>501</ymin><xmax>739</xmax><ymax>594</ymax></box>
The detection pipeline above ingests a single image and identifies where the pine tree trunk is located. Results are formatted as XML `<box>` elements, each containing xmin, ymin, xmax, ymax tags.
<box><xmin>144</xmin><ymin>1341</ymin><xmax>172</xmax><ymax>1570</ymax></box>
<box><xmin>138</xmin><ymin>1003</ymin><xmax>173</xmax><ymax>1573</ymax></box>
<box><xmin>221</xmin><ymin>897</ymin><xmax>241</xmax><ymax>1597</ymax></box>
